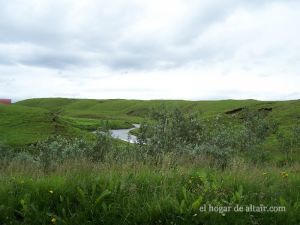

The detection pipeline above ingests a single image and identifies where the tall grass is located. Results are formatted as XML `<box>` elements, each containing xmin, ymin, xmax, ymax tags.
<box><xmin>0</xmin><ymin>158</ymin><xmax>299</xmax><ymax>225</ymax></box>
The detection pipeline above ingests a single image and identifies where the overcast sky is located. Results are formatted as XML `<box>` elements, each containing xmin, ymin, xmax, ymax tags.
<box><xmin>0</xmin><ymin>0</ymin><xmax>299</xmax><ymax>101</ymax></box>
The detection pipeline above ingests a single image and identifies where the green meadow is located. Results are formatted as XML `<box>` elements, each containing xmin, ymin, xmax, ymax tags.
<box><xmin>0</xmin><ymin>98</ymin><xmax>300</xmax><ymax>224</ymax></box>
<box><xmin>1</xmin><ymin>98</ymin><xmax>299</xmax><ymax>146</ymax></box>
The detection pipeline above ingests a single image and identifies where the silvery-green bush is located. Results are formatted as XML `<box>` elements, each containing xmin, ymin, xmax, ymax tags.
<box><xmin>32</xmin><ymin>136</ymin><xmax>96</xmax><ymax>172</ymax></box>
<box><xmin>137</xmin><ymin>107</ymin><xmax>277</xmax><ymax>167</ymax></box>
<box><xmin>32</xmin><ymin>127</ymin><xmax>115</xmax><ymax>172</ymax></box>
<box><xmin>12</xmin><ymin>152</ymin><xmax>38</xmax><ymax>167</ymax></box>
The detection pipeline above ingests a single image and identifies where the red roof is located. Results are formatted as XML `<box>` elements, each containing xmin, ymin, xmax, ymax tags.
<box><xmin>0</xmin><ymin>99</ymin><xmax>11</xmax><ymax>105</ymax></box>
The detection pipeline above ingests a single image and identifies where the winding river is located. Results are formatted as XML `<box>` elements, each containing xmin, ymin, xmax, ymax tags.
<box><xmin>110</xmin><ymin>124</ymin><xmax>140</xmax><ymax>143</ymax></box>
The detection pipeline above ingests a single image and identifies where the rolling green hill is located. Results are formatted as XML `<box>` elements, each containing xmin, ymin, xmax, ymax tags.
<box><xmin>0</xmin><ymin>104</ymin><xmax>90</xmax><ymax>146</ymax></box>
<box><xmin>0</xmin><ymin>98</ymin><xmax>299</xmax><ymax>146</ymax></box>
<box><xmin>17</xmin><ymin>98</ymin><xmax>300</xmax><ymax>127</ymax></box>
<box><xmin>17</xmin><ymin>98</ymin><xmax>300</xmax><ymax>120</ymax></box>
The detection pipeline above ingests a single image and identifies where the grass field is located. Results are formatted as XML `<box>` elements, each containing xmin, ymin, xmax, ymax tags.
<box><xmin>0</xmin><ymin>98</ymin><xmax>300</xmax><ymax>224</ymax></box>
<box><xmin>0</xmin><ymin>98</ymin><xmax>297</xmax><ymax>146</ymax></box>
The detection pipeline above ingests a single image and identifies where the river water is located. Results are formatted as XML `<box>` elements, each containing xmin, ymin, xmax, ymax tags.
<box><xmin>110</xmin><ymin>124</ymin><xmax>140</xmax><ymax>143</ymax></box>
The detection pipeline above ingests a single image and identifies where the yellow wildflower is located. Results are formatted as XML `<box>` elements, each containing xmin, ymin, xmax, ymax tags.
<box><xmin>280</xmin><ymin>172</ymin><xmax>288</xmax><ymax>178</ymax></box>
<box><xmin>51</xmin><ymin>218</ymin><xmax>56</xmax><ymax>223</ymax></box>
<box><xmin>49</xmin><ymin>190</ymin><xmax>54</xmax><ymax>194</ymax></box>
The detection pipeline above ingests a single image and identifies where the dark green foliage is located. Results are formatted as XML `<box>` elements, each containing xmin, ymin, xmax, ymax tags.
<box><xmin>137</xmin><ymin>107</ymin><xmax>277</xmax><ymax>168</ymax></box>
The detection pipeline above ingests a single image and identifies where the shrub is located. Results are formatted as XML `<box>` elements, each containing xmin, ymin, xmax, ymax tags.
<box><xmin>241</xmin><ymin>109</ymin><xmax>278</xmax><ymax>151</ymax></box>
<box><xmin>12</xmin><ymin>152</ymin><xmax>37</xmax><ymax>165</ymax></box>
<box><xmin>32</xmin><ymin>136</ymin><xmax>93</xmax><ymax>172</ymax></box>
<box><xmin>29</xmin><ymin>124</ymin><xmax>116</xmax><ymax>172</ymax></box>
<box><xmin>138</xmin><ymin>107</ymin><xmax>205</xmax><ymax>155</ymax></box>
<box><xmin>137</xmin><ymin>107</ymin><xmax>277</xmax><ymax>169</ymax></box>
<box><xmin>91</xmin><ymin>127</ymin><xmax>114</xmax><ymax>161</ymax></box>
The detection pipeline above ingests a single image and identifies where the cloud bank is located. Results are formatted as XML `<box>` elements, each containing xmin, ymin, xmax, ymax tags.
<box><xmin>0</xmin><ymin>0</ymin><xmax>299</xmax><ymax>100</ymax></box>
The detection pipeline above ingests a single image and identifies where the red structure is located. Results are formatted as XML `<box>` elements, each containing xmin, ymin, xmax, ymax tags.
<box><xmin>0</xmin><ymin>99</ymin><xmax>11</xmax><ymax>105</ymax></box>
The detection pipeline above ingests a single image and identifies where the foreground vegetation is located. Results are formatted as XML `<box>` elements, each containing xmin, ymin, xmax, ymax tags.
<box><xmin>0</xmin><ymin>99</ymin><xmax>300</xmax><ymax>224</ymax></box>
<box><xmin>1</xmin><ymin>159</ymin><xmax>299</xmax><ymax>225</ymax></box>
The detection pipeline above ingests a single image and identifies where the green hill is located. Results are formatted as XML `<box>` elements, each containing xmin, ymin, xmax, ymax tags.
<box><xmin>0</xmin><ymin>104</ymin><xmax>90</xmax><ymax>147</ymax></box>
<box><xmin>0</xmin><ymin>98</ymin><xmax>299</xmax><ymax>146</ymax></box>
<box><xmin>17</xmin><ymin>97</ymin><xmax>300</xmax><ymax>124</ymax></box>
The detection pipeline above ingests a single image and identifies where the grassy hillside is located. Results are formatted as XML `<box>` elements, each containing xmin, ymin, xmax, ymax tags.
<box><xmin>0</xmin><ymin>97</ymin><xmax>298</xmax><ymax>146</ymax></box>
<box><xmin>0</xmin><ymin>104</ymin><xmax>52</xmax><ymax>146</ymax></box>
<box><xmin>0</xmin><ymin>104</ymin><xmax>90</xmax><ymax>147</ymax></box>
<box><xmin>17</xmin><ymin>97</ymin><xmax>300</xmax><ymax>126</ymax></box>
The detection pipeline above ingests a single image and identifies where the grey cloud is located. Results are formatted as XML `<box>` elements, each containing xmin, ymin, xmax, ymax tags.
<box><xmin>19</xmin><ymin>54</ymin><xmax>84</xmax><ymax>69</ymax></box>
<box><xmin>0</xmin><ymin>0</ymin><xmax>299</xmax><ymax>73</ymax></box>
<box><xmin>97</xmin><ymin>0</ymin><xmax>298</xmax><ymax>71</ymax></box>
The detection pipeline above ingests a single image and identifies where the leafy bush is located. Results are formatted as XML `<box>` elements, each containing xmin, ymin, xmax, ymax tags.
<box><xmin>12</xmin><ymin>152</ymin><xmax>37</xmax><ymax>165</ymax></box>
<box><xmin>240</xmin><ymin>109</ymin><xmax>278</xmax><ymax>150</ymax></box>
<box><xmin>137</xmin><ymin>107</ymin><xmax>277</xmax><ymax>168</ymax></box>
<box><xmin>29</xmin><ymin>124</ymin><xmax>115</xmax><ymax>172</ymax></box>
<box><xmin>91</xmin><ymin>127</ymin><xmax>114</xmax><ymax>161</ymax></box>
<box><xmin>32</xmin><ymin>136</ymin><xmax>91</xmax><ymax>172</ymax></box>
<box><xmin>137</xmin><ymin>107</ymin><xmax>205</xmax><ymax>155</ymax></box>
